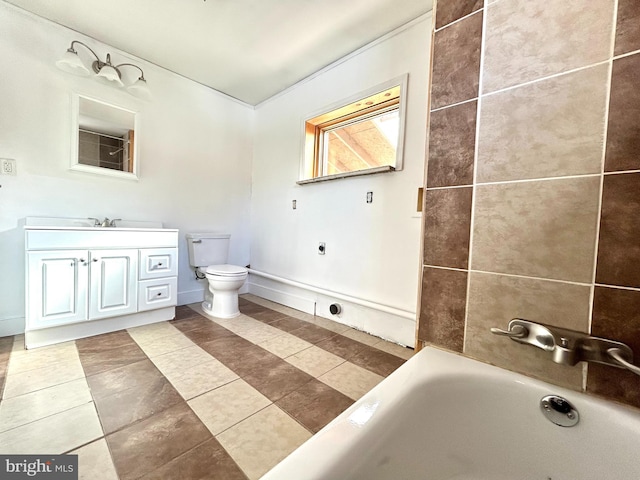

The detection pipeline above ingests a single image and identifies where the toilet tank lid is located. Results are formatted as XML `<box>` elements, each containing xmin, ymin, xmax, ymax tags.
<box><xmin>186</xmin><ymin>233</ymin><xmax>231</xmax><ymax>240</ymax></box>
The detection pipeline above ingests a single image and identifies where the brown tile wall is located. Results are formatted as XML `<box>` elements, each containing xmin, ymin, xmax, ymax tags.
<box><xmin>419</xmin><ymin>0</ymin><xmax>640</xmax><ymax>409</ymax></box>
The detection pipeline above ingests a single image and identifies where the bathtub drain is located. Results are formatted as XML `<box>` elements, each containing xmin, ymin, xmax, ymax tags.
<box><xmin>540</xmin><ymin>395</ymin><xmax>579</xmax><ymax>427</ymax></box>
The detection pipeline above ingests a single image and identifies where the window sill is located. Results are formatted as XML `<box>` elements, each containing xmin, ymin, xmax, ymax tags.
<box><xmin>297</xmin><ymin>165</ymin><xmax>395</xmax><ymax>185</ymax></box>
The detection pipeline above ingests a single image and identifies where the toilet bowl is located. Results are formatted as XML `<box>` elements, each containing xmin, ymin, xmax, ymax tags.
<box><xmin>200</xmin><ymin>264</ymin><xmax>248</xmax><ymax>318</ymax></box>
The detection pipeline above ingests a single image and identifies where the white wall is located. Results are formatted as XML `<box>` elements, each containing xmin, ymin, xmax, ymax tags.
<box><xmin>250</xmin><ymin>15</ymin><xmax>431</xmax><ymax>344</ymax></box>
<box><xmin>0</xmin><ymin>3</ymin><xmax>254</xmax><ymax>335</ymax></box>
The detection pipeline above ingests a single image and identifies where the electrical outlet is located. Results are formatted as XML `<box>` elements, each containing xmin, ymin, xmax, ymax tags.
<box><xmin>1</xmin><ymin>158</ymin><xmax>16</xmax><ymax>176</ymax></box>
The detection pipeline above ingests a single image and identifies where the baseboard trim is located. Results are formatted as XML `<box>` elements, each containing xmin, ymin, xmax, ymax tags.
<box><xmin>0</xmin><ymin>316</ymin><xmax>25</xmax><ymax>337</ymax></box>
<box><xmin>248</xmin><ymin>282</ymin><xmax>316</xmax><ymax>315</ymax></box>
<box><xmin>248</xmin><ymin>272</ymin><xmax>416</xmax><ymax>347</ymax></box>
<box><xmin>25</xmin><ymin>307</ymin><xmax>175</xmax><ymax>349</ymax></box>
<box><xmin>178</xmin><ymin>289</ymin><xmax>205</xmax><ymax>306</ymax></box>
<box><xmin>178</xmin><ymin>282</ymin><xmax>249</xmax><ymax>307</ymax></box>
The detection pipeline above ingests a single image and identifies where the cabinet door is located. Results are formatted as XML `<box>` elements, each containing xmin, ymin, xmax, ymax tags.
<box><xmin>89</xmin><ymin>249</ymin><xmax>138</xmax><ymax>320</ymax></box>
<box><xmin>27</xmin><ymin>250</ymin><xmax>89</xmax><ymax>329</ymax></box>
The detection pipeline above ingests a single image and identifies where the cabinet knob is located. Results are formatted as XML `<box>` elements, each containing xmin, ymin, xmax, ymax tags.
<box><xmin>157</xmin><ymin>292</ymin><xmax>163</xmax><ymax>296</ymax></box>
<box><xmin>92</xmin><ymin>258</ymin><xmax>99</xmax><ymax>262</ymax></box>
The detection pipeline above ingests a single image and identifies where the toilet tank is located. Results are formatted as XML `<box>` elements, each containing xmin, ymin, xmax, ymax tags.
<box><xmin>186</xmin><ymin>233</ymin><xmax>231</xmax><ymax>267</ymax></box>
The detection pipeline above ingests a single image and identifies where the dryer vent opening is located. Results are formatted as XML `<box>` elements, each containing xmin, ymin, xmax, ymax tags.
<box><xmin>329</xmin><ymin>303</ymin><xmax>341</xmax><ymax>315</ymax></box>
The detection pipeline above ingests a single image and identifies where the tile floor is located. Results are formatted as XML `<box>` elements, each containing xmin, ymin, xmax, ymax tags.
<box><xmin>0</xmin><ymin>295</ymin><xmax>413</xmax><ymax>479</ymax></box>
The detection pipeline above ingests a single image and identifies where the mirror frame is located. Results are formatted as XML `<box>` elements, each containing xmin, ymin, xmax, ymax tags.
<box><xmin>70</xmin><ymin>93</ymin><xmax>139</xmax><ymax>180</ymax></box>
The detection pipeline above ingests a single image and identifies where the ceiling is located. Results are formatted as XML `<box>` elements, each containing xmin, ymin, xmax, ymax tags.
<box><xmin>6</xmin><ymin>0</ymin><xmax>432</xmax><ymax>105</ymax></box>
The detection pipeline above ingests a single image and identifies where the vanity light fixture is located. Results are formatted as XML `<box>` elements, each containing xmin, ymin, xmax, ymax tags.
<box><xmin>56</xmin><ymin>40</ymin><xmax>152</xmax><ymax>100</ymax></box>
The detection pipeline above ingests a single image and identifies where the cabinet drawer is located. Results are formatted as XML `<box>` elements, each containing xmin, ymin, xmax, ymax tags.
<box><xmin>138</xmin><ymin>277</ymin><xmax>177</xmax><ymax>312</ymax></box>
<box><xmin>139</xmin><ymin>248</ymin><xmax>178</xmax><ymax>280</ymax></box>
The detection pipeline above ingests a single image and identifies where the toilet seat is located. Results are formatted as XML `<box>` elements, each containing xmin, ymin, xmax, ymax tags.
<box><xmin>205</xmin><ymin>264</ymin><xmax>248</xmax><ymax>277</ymax></box>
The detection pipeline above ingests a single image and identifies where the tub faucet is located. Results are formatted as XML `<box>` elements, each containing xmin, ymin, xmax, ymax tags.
<box><xmin>491</xmin><ymin>319</ymin><xmax>640</xmax><ymax>376</ymax></box>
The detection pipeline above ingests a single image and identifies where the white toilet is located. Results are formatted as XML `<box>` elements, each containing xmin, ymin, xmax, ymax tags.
<box><xmin>186</xmin><ymin>233</ymin><xmax>248</xmax><ymax>319</ymax></box>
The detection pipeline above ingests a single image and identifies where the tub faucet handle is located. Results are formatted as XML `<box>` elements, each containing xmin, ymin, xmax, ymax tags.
<box><xmin>490</xmin><ymin>324</ymin><xmax>528</xmax><ymax>339</ymax></box>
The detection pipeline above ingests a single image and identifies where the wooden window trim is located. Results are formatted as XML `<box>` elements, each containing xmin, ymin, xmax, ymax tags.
<box><xmin>305</xmin><ymin>87</ymin><xmax>401</xmax><ymax>179</ymax></box>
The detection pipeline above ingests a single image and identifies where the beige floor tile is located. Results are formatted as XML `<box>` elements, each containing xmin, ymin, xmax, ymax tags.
<box><xmin>210</xmin><ymin>314</ymin><xmax>285</xmax><ymax>345</ymax></box>
<box><xmin>258</xmin><ymin>333</ymin><xmax>313</xmax><ymax>358</ymax></box>
<box><xmin>151</xmin><ymin>345</ymin><xmax>214</xmax><ymax>378</ymax></box>
<box><xmin>217</xmin><ymin>404</ymin><xmax>312</xmax><ymax>480</ymax></box>
<box><xmin>233</xmin><ymin>324</ymin><xmax>284</xmax><ymax>345</ymax></box>
<box><xmin>71</xmin><ymin>438</ymin><xmax>119</xmax><ymax>480</ymax></box>
<box><xmin>12</xmin><ymin>335</ymin><xmax>25</xmax><ymax>352</ymax></box>
<box><xmin>166</xmin><ymin>359</ymin><xmax>239</xmax><ymax>400</ymax></box>
<box><xmin>285</xmin><ymin>346</ymin><xmax>345</xmax><ymax>378</ymax></box>
<box><xmin>372</xmin><ymin>340</ymin><xmax>414</xmax><ymax>360</ymax></box>
<box><xmin>285</xmin><ymin>310</ymin><xmax>316</xmax><ymax>324</ymax></box>
<box><xmin>0</xmin><ymin>378</ymin><xmax>92</xmax><ymax>433</ymax></box>
<box><xmin>188</xmin><ymin>379</ymin><xmax>271</xmax><ymax>435</ymax></box>
<box><xmin>8</xmin><ymin>342</ymin><xmax>78</xmax><ymax>375</ymax></box>
<box><xmin>0</xmin><ymin>403</ymin><xmax>103</xmax><ymax>454</ymax></box>
<box><xmin>127</xmin><ymin>321</ymin><xmax>180</xmax><ymax>343</ymax></box>
<box><xmin>241</xmin><ymin>295</ymin><xmax>316</xmax><ymax>323</ymax></box>
<box><xmin>239</xmin><ymin>293</ymin><xmax>268</xmax><ymax>304</ymax></box>
<box><xmin>340</xmin><ymin>328</ymin><xmax>381</xmax><ymax>346</ymax></box>
<box><xmin>134</xmin><ymin>332</ymin><xmax>194</xmax><ymax>358</ymax></box>
<box><xmin>3</xmin><ymin>357</ymin><xmax>85</xmax><ymax>399</ymax></box>
<box><xmin>212</xmin><ymin>314</ymin><xmax>264</xmax><ymax>334</ymax></box>
<box><xmin>308</xmin><ymin>316</ymin><xmax>351</xmax><ymax>334</ymax></box>
<box><xmin>319</xmin><ymin>362</ymin><xmax>384</xmax><ymax>401</ymax></box>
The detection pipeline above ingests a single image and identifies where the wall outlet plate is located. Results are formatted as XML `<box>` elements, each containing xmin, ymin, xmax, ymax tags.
<box><xmin>1</xmin><ymin>158</ymin><xmax>16</xmax><ymax>176</ymax></box>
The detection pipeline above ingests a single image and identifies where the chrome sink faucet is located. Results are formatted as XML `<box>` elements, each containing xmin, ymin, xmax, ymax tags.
<box><xmin>88</xmin><ymin>217</ymin><xmax>121</xmax><ymax>227</ymax></box>
<box><xmin>491</xmin><ymin>319</ymin><xmax>640</xmax><ymax>376</ymax></box>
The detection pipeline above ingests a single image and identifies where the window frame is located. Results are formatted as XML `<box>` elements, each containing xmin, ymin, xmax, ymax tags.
<box><xmin>298</xmin><ymin>74</ymin><xmax>409</xmax><ymax>184</ymax></box>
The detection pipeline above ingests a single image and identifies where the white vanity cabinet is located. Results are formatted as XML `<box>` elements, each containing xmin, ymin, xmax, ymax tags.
<box><xmin>25</xmin><ymin>226</ymin><xmax>179</xmax><ymax>349</ymax></box>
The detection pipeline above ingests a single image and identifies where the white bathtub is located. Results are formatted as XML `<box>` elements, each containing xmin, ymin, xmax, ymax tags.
<box><xmin>263</xmin><ymin>347</ymin><xmax>640</xmax><ymax>480</ymax></box>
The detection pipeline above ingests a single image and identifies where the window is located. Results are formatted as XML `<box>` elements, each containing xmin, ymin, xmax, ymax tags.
<box><xmin>299</xmin><ymin>75</ymin><xmax>408</xmax><ymax>183</ymax></box>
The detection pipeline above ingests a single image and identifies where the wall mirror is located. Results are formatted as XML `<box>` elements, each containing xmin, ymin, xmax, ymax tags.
<box><xmin>70</xmin><ymin>94</ymin><xmax>138</xmax><ymax>179</ymax></box>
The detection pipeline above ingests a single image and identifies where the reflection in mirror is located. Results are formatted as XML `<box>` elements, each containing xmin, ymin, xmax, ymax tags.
<box><xmin>71</xmin><ymin>95</ymin><xmax>138</xmax><ymax>179</ymax></box>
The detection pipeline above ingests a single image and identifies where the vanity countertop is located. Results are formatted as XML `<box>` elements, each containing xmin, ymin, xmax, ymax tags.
<box><xmin>24</xmin><ymin>226</ymin><xmax>179</xmax><ymax>233</ymax></box>
<box><xmin>25</xmin><ymin>221</ymin><xmax>179</xmax><ymax>250</ymax></box>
